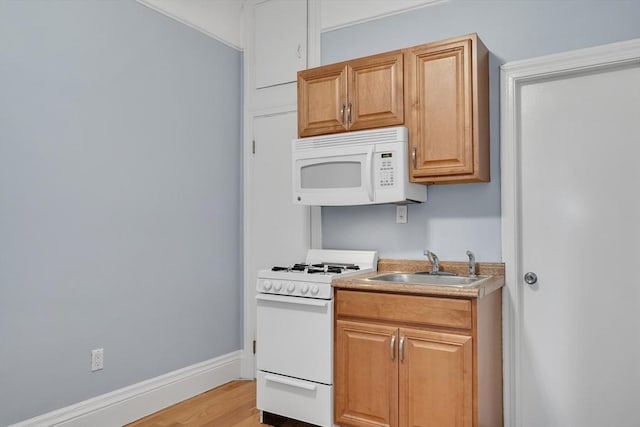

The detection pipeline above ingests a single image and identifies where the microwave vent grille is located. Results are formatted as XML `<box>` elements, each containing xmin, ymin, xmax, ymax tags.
<box><xmin>295</xmin><ymin>127</ymin><xmax>407</xmax><ymax>150</ymax></box>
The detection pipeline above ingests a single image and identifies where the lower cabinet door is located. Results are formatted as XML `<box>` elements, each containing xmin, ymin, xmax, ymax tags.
<box><xmin>399</xmin><ymin>328</ymin><xmax>473</xmax><ymax>427</ymax></box>
<box><xmin>335</xmin><ymin>320</ymin><xmax>399</xmax><ymax>427</ymax></box>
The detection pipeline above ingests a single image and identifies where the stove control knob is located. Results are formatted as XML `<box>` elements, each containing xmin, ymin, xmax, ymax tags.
<box><xmin>311</xmin><ymin>285</ymin><xmax>320</xmax><ymax>296</ymax></box>
<box><xmin>287</xmin><ymin>282</ymin><xmax>296</xmax><ymax>293</ymax></box>
<box><xmin>273</xmin><ymin>281</ymin><xmax>282</xmax><ymax>292</ymax></box>
<box><xmin>300</xmin><ymin>284</ymin><xmax>309</xmax><ymax>294</ymax></box>
<box><xmin>263</xmin><ymin>280</ymin><xmax>272</xmax><ymax>291</ymax></box>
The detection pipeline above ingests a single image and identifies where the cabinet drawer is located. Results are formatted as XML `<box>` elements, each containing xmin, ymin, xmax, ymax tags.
<box><xmin>336</xmin><ymin>290</ymin><xmax>472</xmax><ymax>329</ymax></box>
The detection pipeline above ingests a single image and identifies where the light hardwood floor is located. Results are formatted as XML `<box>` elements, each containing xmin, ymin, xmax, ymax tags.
<box><xmin>126</xmin><ymin>380</ymin><xmax>312</xmax><ymax>427</ymax></box>
<box><xmin>127</xmin><ymin>380</ymin><xmax>262</xmax><ymax>427</ymax></box>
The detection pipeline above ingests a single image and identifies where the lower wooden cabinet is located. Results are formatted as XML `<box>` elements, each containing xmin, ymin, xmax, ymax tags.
<box><xmin>335</xmin><ymin>290</ymin><xmax>502</xmax><ymax>427</ymax></box>
<box><xmin>400</xmin><ymin>328</ymin><xmax>472</xmax><ymax>427</ymax></box>
<box><xmin>335</xmin><ymin>321</ymin><xmax>399</xmax><ymax>427</ymax></box>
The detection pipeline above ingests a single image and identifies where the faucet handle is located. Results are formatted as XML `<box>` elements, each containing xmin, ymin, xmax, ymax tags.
<box><xmin>424</xmin><ymin>250</ymin><xmax>439</xmax><ymax>273</ymax></box>
<box><xmin>466</xmin><ymin>250</ymin><xmax>476</xmax><ymax>277</ymax></box>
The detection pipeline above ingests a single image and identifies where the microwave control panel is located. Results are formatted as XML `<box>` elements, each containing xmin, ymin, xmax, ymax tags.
<box><xmin>377</xmin><ymin>152</ymin><xmax>396</xmax><ymax>188</ymax></box>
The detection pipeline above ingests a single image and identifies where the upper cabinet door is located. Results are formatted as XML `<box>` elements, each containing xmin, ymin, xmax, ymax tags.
<box><xmin>254</xmin><ymin>0</ymin><xmax>307</xmax><ymax>89</ymax></box>
<box><xmin>348</xmin><ymin>51</ymin><xmax>404</xmax><ymax>132</ymax></box>
<box><xmin>297</xmin><ymin>51</ymin><xmax>403</xmax><ymax>137</ymax></box>
<box><xmin>406</xmin><ymin>34</ymin><xmax>489</xmax><ymax>183</ymax></box>
<box><xmin>297</xmin><ymin>63</ymin><xmax>349</xmax><ymax>137</ymax></box>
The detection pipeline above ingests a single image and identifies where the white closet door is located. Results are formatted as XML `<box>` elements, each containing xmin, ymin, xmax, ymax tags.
<box><xmin>244</xmin><ymin>112</ymin><xmax>310</xmax><ymax>377</ymax></box>
<box><xmin>502</xmin><ymin>41</ymin><xmax>640</xmax><ymax>427</ymax></box>
<box><xmin>250</xmin><ymin>112</ymin><xmax>309</xmax><ymax>268</ymax></box>
<box><xmin>254</xmin><ymin>0</ymin><xmax>307</xmax><ymax>89</ymax></box>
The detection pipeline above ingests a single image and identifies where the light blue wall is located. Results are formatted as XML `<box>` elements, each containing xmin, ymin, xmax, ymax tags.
<box><xmin>0</xmin><ymin>1</ymin><xmax>242</xmax><ymax>424</ymax></box>
<box><xmin>321</xmin><ymin>0</ymin><xmax>640</xmax><ymax>262</ymax></box>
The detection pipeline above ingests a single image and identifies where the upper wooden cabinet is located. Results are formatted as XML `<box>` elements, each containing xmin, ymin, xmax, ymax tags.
<box><xmin>297</xmin><ymin>51</ymin><xmax>404</xmax><ymax>137</ymax></box>
<box><xmin>405</xmin><ymin>34</ymin><xmax>490</xmax><ymax>183</ymax></box>
<box><xmin>296</xmin><ymin>33</ymin><xmax>490</xmax><ymax>184</ymax></box>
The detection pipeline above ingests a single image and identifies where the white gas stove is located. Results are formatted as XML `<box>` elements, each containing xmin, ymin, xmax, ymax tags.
<box><xmin>256</xmin><ymin>249</ymin><xmax>378</xmax><ymax>299</ymax></box>
<box><xmin>255</xmin><ymin>249</ymin><xmax>378</xmax><ymax>427</ymax></box>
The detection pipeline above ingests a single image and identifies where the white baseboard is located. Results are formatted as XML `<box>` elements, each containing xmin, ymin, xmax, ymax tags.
<box><xmin>11</xmin><ymin>350</ymin><xmax>243</xmax><ymax>427</ymax></box>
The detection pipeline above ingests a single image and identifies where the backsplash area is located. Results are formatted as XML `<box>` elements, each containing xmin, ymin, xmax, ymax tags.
<box><xmin>322</xmin><ymin>182</ymin><xmax>501</xmax><ymax>261</ymax></box>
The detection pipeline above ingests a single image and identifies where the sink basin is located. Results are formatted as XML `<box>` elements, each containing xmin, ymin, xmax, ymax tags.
<box><xmin>365</xmin><ymin>273</ymin><xmax>489</xmax><ymax>287</ymax></box>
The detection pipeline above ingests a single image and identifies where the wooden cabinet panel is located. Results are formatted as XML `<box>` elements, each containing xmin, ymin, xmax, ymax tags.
<box><xmin>349</xmin><ymin>52</ymin><xmax>404</xmax><ymax>131</ymax></box>
<box><xmin>335</xmin><ymin>320</ymin><xmax>398</xmax><ymax>427</ymax></box>
<box><xmin>399</xmin><ymin>329</ymin><xmax>472</xmax><ymax>427</ymax></box>
<box><xmin>408</xmin><ymin>41</ymin><xmax>472</xmax><ymax>176</ymax></box>
<box><xmin>297</xmin><ymin>52</ymin><xmax>403</xmax><ymax>137</ymax></box>
<box><xmin>405</xmin><ymin>34</ymin><xmax>489</xmax><ymax>183</ymax></box>
<box><xmin>298</xmin><ymin>63</ymin><xmax>348</xmax><ymax>137</ymax></box>
<box><xmin>336</xmin><ymin>290</ymin><xmax>472</xmax><ymax>330</ymax></box>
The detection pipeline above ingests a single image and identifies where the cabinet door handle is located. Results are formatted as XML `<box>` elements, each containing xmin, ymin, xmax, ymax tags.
<box><xmin>411</xmin><ymin>147</ymin><xmax>417</xmax><ymax>169</ymax></box>
<box><xmin>390</xmin><ymin>335</ymin><xmax>396</xmax><ymax>361</ymax></box>
<box><xmin>340</xmin><ymin>104</ymin><xmax>346</xmax><ymax>125</ymax></box>
<box><xmin>399</xmin><ymin>336</ymin><xmax>405</xmax><ymax>362</ymax></box>
<box><xmin>347</xmin><ymin>102</ymin><xmax>352</xmax><ymax>125</ymax></box>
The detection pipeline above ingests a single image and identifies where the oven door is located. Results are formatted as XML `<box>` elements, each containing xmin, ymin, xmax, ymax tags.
<box><xmin>256</xmin><ymin>293</ymin><xmax>333</xmax><ymax>384</ymax></box>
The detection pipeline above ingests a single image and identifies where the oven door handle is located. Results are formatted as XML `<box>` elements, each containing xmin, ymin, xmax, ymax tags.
<box><xmin>264</xmin><ymin>374</ymin><xmax>318</xmax><ymax>391</ymax></box>
<box><xmin>256</xmin><ymin>294</ymin><xmax>329</xmax><ymax>307</ymax></box>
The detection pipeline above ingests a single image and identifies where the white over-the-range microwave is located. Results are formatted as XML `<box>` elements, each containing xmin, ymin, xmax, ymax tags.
<box><xmin>292</xmin><ymin>126</ymin><xmax>427</xmax><ymax>206</ymax></box>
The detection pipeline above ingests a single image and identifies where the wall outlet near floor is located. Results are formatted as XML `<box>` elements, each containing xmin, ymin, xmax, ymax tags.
<box><xmin>91</xmin><ymin>348</ymin><xmax>104</xmax><ymax>372</ymax></box>
<box><xmin>396</xmin><ymin>205</ymin><xmax>408</xmax><ymax>224</ymax></box>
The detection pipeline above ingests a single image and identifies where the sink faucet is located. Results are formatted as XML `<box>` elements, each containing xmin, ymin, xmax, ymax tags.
<box><xmin>466</xmin><ymin>250</ymin><xmax>476</xmax><ymax>277</ymax></box>
<box><xmin>424</xmin><ymin>250</ymin><xmax>440</xmax><ymax>274</ymax></box>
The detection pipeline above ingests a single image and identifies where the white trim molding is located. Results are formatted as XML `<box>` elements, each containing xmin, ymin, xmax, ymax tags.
<box><xmin>320</xmin><ymin>0</ymin><xmax>447</xmax><ymax>32</ymax></box>
<box><xmin>500</xmin><ymin>37</ymin><xmax>640</xmax><ymax>427</ymax></box>
<box><xmin>136</xmin><ymin>0</ymin><xmax>243</xmax><ymax>50</ymax></box>
<box><xmin>10</xmin><ymin>351</ymin><xmax>242</xmax><ymax>427</ymax></box>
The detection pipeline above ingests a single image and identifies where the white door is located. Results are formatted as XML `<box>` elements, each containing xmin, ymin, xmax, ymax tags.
<box><xmin>254</xmin><ymin>0</ymin><xmax>307</xmax><ymax>89</ymax></box>
<box><xmin>502</xmin><ymin>40</ymin><xmax>640</xmax><ymax>427</ymax></box>
<box><xmin>244</xmin><ymin>112</ymin><xmax>310</xmax><ymax>377</ymax></box>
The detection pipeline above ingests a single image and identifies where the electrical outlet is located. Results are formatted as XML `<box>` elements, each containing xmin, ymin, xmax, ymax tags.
<box><xmin>396</xmin><ymin>205</ymin><xmax>408</xmax><ymax>223</ymax></box>
<box><xmin>91</xmin><ymin>348</ymin><xmax>104</xmax><ymax>372</ymax></box>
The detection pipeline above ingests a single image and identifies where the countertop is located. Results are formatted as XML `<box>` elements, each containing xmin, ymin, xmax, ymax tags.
<box><xmin>332</xmin><ymin>258</ymin><xmax>505</xmax><ymax>298</ymax></box>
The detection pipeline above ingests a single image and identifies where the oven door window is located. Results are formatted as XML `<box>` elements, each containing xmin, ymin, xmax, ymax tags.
<box><xmin>256</xmin><ymin>294</ymin><xmax>333</xmax><ymax>385</ymax></box>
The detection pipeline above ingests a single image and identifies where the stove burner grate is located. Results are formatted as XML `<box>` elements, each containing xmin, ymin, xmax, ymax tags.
<box><xmin>270</xmin><ymin>262</ymin><xmax>361</xmax><ymax>274</ymax></box>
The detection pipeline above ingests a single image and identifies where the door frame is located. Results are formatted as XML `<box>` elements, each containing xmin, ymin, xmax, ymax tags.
<box><xmin>500</xmin><ymin>37</ymin><xmax>640</xmax><ymax>427</ymax></box>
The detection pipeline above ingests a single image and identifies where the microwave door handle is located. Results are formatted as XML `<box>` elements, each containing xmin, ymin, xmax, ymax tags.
<box><xmin>365</xmin><ymin>146</ymin><xmax>374</xmax><ymax>202</ymax></box>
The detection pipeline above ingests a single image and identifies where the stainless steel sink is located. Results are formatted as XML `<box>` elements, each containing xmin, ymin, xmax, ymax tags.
<box><xmin>365</xmin><ymin>273</ymin><xmax>489</xmax><ymax>287</ymax></box>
